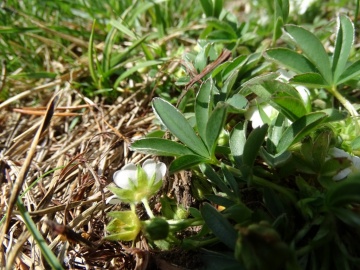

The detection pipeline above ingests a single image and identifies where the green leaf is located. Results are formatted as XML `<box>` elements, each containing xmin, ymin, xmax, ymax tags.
<box><xmin>312</xmin><ymin>130</ymin><xmax>332</xmax><ymax>169</ymax></box>
<box><xmin>214</xmin><ymin>55</ymin><xmax>247</xmax><ymax>79</ymax></box>
<box><xmin>213</xmin><ymin>0</ymin><xmax>223</xmax><ymax>18</ymax></box>
<box><xmin>200</xmin><ymin>164</ymin><xmax>233</xmax><ymax>196</ymax></box>
<box><xmin>337</xmin><ymin>59</ymin><xmax>360</xmax><ymax>84</ymax></box>
<box><xmin>114</xmin><ymin>60</ymin><xmax>162</xmax><ymax>88</ymax></box>
<box><xmin>230</xmin><ymin>122</ymin><xmax>247</xmax><ymax>168</ymax></box>
<box><xmin>273</xmin><ymin>0</ymin><xmax>289</xmax><ymax>41</ymax></box>
<box><xmin>332</xmin><ymin>15</ymin><xmax>354</xmax><ymax>83</ymax></box>
<box><xmin>331</xmin><ymin>208</ymin><xmax>360</xmax><ymax>227</ymax></box>
<box><xmin>10</xmin><ymin>72</ymin><xmax>57</xmax><ymax>79</ymax></box>
<box><xmin>88</xmin><ymin>20</ymin><xmax>99</xmax><ymax>87</ymax></box>
<box><xmin>199</xmin><ymin>0</ymin><xmax>213</xmax><ymax>17</ymax></box>
<box><xmin>325</xmin><ymin>175</ymin><xmax>360</xmax><ymax>207</ymax></box>
<box><xmin>226</xmin><ymin>94</ymin><xmax>248</xmax><ymax>113</ymax></box>
<box><xmin>284</xmin><ymin>25</ymin><xmax>332</xmax><ymax>84</ymax></box>
<box><xmin>277</xmin><ymin>112</ymin><xmax>327</xmax><ymax>153</ymax></box>
<box><xmin>290</xmin><ymin>73</ymin><xmax>329</xmax><ymax>88</ymax></box>
<box><xmin>320</xmin><ymin>108</ymin><xmax>346</xmax><ymax>122</ymax></box>
<box><xmin>194</xmin><ymin>43</ymin><xmax>212</xmax><ymax>72</ymax></box>
<box><xmin>205</xmin><ymin>195</ymin><xmax>234</xmax><ymax>207</ymax></box>
<box><xmin>242</xmin><ymin>124</ymin><xmax>268</xmax><ymax>168</ymax></box>
<box><xmin>223</xmin><ymin>203</ymin><xmax>253</xmax><ymax>224</ymax></box>
<box><xmin>17</xmin><ymin>198</ymin><xmax>64</xmax><ymax>270</ymax></box>
<box><xmin>265</xmin><ymin>48</ymin><xmax>318</xmax><ymax>74</ymax></box>
<box><xmin>206</xmin><ymin>19</ymin><xmax>237</xmax><ymax>39</ymax></box>
<box><xmin>110</xmin><ymin>19</ymin><xmax>136</xmax><ymax>39</ymax></box>
<box><xmin>153</xmin><ymin>98</ymin><xmax>209</xmax><ymax>157</ymax></box>
<box><xmin>273</xmin><ymin>17</ymin><xmax>284</xmax><ymax>43</ymax></box>
<box><xmin>169</xmin><ymin>155</ymin><xmax>209</xmax><ymax>174</ymax></box>
<box><xmin>222</xmin><ymin>164</ymin><xmax>241</xmax><ymax>199</ymax></box>
<box><xmin>131</xmin><ymin>138</ymin><xmax>195</xmax><ymax>157</ymax></box>
<box><xmin>351</xmin><ymin>136</ymin><xmax>360</xmax><ymax>150</ymax></box>
<box><xmin>205</xmin><ymin>103</ymin><xmax>228</xmax><ymax>154</ymax></box>
<box><xmin>246</xmin><ymin>80</ymin><xmax>308</xmax><ymax>121</ymax></box>
<box><xmin>196</xmin><ymin>78</ymin><xmax>214</xmax><ymax>140</ymax></box>
<box><xmin>106</xmin><ymin>35</ymin><xmax>148</xmax><ymax>72</ymax></box>
<box><xmin>272</xmin><ymin>94</ymin><xmax>308</xmax><ymax>121</ymax></box>
<box><xmin>201</xmin><ymin>203</ymin><xmax>238</xmax><ymax>249</ymax></box>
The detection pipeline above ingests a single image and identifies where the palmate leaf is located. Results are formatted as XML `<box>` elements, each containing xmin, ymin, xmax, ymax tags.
<box><xmin>284</xmin><ymin>25</ymin><xmax>332</xmax><ymax>85</ymax></box>
<box><xmin>153</xmin><ymin>98</ymin><xmax>210</xmax><ymax>158</ymax></box>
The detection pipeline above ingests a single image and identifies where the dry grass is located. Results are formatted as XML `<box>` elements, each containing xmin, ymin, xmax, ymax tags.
<box><xmin>0</xmin><ymin>69</ymin><xmax>199</xmax><ymax>268</ymax></box>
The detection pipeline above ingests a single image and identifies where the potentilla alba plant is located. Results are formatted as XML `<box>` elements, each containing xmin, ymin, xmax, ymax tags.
<box><xmin>105</xmin><ymin>159</ymin><xmax>167</xmax><ymax>241</ymax></box>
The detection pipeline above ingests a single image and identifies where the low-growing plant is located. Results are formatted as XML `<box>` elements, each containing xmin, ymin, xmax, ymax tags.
<box><xmin>125</xmin><ymin>13</ymin><xmax>360</xmax><ymax>270</ymax></box>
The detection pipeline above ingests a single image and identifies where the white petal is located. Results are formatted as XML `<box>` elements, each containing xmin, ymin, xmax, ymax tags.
<box><xmin>329</xmin><ymin>148</ymin><xmax>350</xmax><ymax>159</ymax></box>
<box><xmin>351</xmin><ymin>156</ymin><xmax>360</xmax><ymax>172</ymax></box>
<box><xmin>106</xmin><ymin>195</ymin><xmax>122</xmax><ymax>204</ymax></box>
<box><xmin>113</xmin><ymin>163</ymin><xmax>137</xmax><ymax>189</ymax></box>
<box><xmin>333</xmin><ymin>168</ymin><xmax>351</xmax><ymax>181</ymax></box>
<box><xmin>143</xmin><ymin>159</ymin><xmax>167</xmax><ymax>183</ymax></box>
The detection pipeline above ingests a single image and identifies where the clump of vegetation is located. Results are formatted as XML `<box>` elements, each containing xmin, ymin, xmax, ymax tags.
<box><xmin>1</xmin><ymin>0</ymin><xmax>360</xmax><ymax>269</ymax></box>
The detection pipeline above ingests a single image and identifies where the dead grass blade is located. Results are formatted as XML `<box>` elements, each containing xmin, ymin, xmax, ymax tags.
<box><xmin>0</xmin><ymin>94</ymin><xmax>58</xmax><ymax>267</ymax></box>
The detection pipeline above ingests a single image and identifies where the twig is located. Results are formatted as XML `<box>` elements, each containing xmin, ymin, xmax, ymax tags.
<box><xmin>177</xmin><ymin>49</ymin><xmax>232</xmax><ymax>106</ymax></box>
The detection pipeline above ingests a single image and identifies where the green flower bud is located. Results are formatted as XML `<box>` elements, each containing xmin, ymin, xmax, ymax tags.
<box><xmin>144</xmin><ymin>218</ymin><xmax>169</xmax><ymax>241</ymax></box>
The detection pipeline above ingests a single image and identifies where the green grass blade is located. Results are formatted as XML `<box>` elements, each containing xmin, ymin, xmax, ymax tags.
<box><xmin>17</xmin><ymin>197</ymin><xmax>64</xmax><ymax>270</ymax></box>
<box><xmin>88</xmin><ymin>20</ymin><xmax>99</xmax><ymax>88</ymax></box>
<box><xmin>113</xmin><ymin>60</ymin><xmax>162</xmax><ymax>88</ymax></box>
<box><xmin>109</xmin><ymin>19</ymin><xmax>136</xmax><ymax>39</ymax></box>
<box><xmin>199</xmin><ymin>0</ymin><xmax>213</xmax><ymax>17</ymax></box>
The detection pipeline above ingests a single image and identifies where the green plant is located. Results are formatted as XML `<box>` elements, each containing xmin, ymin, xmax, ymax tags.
<box><xmin>130</xmin><ymin>14</ymin><xmax>360</xmax><ymax>269</ymax></box>
<box><xmin>265</xmin><ymin>14</ymin><xmax>360</xmax><ymax>117</ymax></box>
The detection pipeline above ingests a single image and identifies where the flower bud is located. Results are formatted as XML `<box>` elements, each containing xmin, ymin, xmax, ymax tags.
<box><xmin>144</xmin><ymin>218</ymin><xmax>169</xmax><ymax>241</ymax></box>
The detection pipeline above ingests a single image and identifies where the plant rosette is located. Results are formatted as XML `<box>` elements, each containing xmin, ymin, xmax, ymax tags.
<box><xmin>106</xmin><ymin>159</ymin><xmax>167</xmax><ymax>204</ymax></box>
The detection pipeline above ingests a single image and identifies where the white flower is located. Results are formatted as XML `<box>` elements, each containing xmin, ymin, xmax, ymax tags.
<box><xmin>329</xmin><ymin>148</ymin><xmax>360</xmax><ymax>180</ymax></box>
<box><xmin>107</xmin><ymin>159</ymin><xmax>167</xmax><ymax>204</ymax></box>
